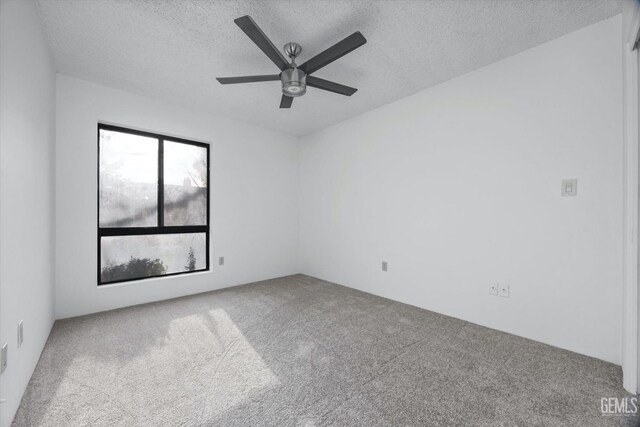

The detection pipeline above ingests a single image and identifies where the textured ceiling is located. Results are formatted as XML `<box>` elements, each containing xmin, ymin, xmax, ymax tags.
<box><xmin>36</xmin><ymin>0</ymin><xmax>621</xmax><ymax>136</ymax></box>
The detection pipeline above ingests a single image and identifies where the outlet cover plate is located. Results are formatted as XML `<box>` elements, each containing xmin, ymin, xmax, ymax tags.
<box><xmin>489</xmin><ymin>283</ymin><xmax>498</xmax><ymax>295</ymax></box>
<box><xmin>498</xmin><ymin>284</ymin><xmax>510</xmax><ymax>298</ymax></box>
<box><xmin>561</xmin><ymin>179</ymin><xmax>577</xmax><ymax>196</ymax></box>
<box><xmin>18</xmin><ymin>320</ymin><xmax>23</xmax><ymax>347</ymax></box>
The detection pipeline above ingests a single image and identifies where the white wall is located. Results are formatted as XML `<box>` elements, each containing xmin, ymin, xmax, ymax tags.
<box><xmin>620</xmin><ymin>0</ymin><xmax>640</xmax><ymax>394</ymax></box>
<box><xmin>55</xmin><ymin>75</ymin><xmax>299</xmax><ymax>318</ymax></box>
<box><xmin>299</xmin><ymin>16</ymin><xmax>624</xmax><ymax>364</ymax></box>
<box><xmin>0</xmin><ymin>1</ymin><xmax>56</xmax><ymax>425</ymax></box>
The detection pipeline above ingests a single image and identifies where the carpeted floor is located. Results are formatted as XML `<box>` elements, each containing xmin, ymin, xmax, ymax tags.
<box><xmin>13</xmin><ymin>275</ymin><xmax>638</xmax><ymax>426</ymax></box>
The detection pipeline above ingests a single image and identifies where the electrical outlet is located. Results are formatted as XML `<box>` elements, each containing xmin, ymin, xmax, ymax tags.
<box><xmin>561</xmin><ymin>179</ymin><xmax>577</xmax><ymax>196</ymax></box>
<box><xmin>1</xmin><ymin>342</ymin><xmax>7</xmax><ymax>375</ymax></box>
<box><xmin>498</xmin><ymin>283</ymin><xmax>510</xmax><ymax>298</ymax></box>
<box><xmin>218</xmin><ymin>256</ymin><xmax>224</xmax><ymax>266</ymax></box>
<box><xmin>18</xmin><ymin>320</ymin><xmax>23</xmax><ymax>348</ymax></box>
<box><xmin>489</xmin><ymin>283</ymin><xmax>498</xmax><ymax>295</ymax></box>
<box><xmin>382</xmin><ymin>261</ymin><xmax>388</xmax><ymax>272</ymax></box>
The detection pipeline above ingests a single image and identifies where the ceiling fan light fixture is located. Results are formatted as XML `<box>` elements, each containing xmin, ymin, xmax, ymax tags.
<box><xmin>281</xmin><ymin>67</ymin><xmax>306</xmax><ymax>97</ymax></box>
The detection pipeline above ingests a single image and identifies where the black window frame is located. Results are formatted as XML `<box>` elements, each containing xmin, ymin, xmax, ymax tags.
<box><xmin>97</xmin><ymin>123</ymin><xmax>210</xmax><ymax>286</ymax></box>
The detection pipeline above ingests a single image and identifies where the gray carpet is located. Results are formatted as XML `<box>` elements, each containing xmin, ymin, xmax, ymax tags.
<box><xmin>13</xmin><ymin>275</ymin><xmax>638</xmax><ymax>426</ymax></box>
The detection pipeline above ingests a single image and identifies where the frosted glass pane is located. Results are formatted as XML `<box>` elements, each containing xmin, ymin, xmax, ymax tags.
<box><xmin>100</xmin><ymin>233</ymin><xmax>206</xmax><ymax>283</ymax></box>
<box><xmin>164</xmin><ymin>141</ymin><xmax>207</xmax><ymax>226</ymax></box>
<box><xmin>99</xmin><ymin>129</ymin><xmax>158</xmax><ymax>227</ymax></box>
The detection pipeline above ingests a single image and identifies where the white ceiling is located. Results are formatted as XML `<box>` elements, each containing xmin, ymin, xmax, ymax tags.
<box><xmin>36</xmin><ymin>0</ymin><xmax>621</xmax><ymax>137</ymax></box>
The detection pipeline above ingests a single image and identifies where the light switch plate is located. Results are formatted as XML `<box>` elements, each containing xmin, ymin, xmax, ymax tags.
<box><xmin>1</xmin><ymin>342</ymin><xmax>7</xmax><ymax>375</ymax></box>
<box><xmin>218</xmin><ymin>256</ymin><xmax>224</xmax><ymax>266</ymax></box>
<box><xmin>561</xmin><ymin>179</ymin><xmax>577</xmax><ymax>196</ymax></box>
<box><xmin>382</xmin><ymin>261</ymin><xmax>388</xmax><ymax>272</ymax></box>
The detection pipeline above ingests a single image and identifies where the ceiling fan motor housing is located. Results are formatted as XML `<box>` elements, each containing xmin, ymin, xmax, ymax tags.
<box><xmin>281</xmin><ymin>67</ymin><xmax>306</xmax><ymax>97</ymax></box>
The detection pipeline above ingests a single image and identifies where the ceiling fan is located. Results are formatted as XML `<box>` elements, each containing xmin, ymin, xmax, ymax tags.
<box><xmin>216</xmin><ymin>15</ymin><xmax>366</xmax><ymax>109</ymax></box>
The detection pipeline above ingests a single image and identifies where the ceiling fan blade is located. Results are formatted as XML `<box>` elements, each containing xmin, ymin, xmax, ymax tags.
<box><xmin>280</xmin><ymin>95</ymin><xmax>293</xmax><ymax>108</ymax></box>
<box><xmin>216</xmin><ymin>75</ymin><xmax>280</xmax><ymax>84</ymax></box>
<box><xmin>306</xmin><ymin>76</ymin><xmax>357</xmax><ymax>96</ymax></box>
<box><xmin>299</xmin><ymin>32</ymin><xmax>366</xmax><ymax>75</ymax></box>
<box><xmin>234</xmin><ymin>15</ymin><xmax>290</xmax><ymax>72</ymax></box>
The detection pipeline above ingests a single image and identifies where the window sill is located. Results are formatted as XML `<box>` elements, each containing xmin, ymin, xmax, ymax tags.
<box><xmin>98</xmin><ymin>268</ymin><xmax>212</xmax><ymax>289</ymax></box>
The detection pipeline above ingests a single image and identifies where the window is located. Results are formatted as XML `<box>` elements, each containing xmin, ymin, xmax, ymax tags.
<box><xmin>98</xmin><ymin>124</ymin><xmax>209</xmax><ymax>285</ymax></box>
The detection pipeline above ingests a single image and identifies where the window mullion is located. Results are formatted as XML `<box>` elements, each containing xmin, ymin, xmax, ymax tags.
<box><xmin>98</xmin><ymin>225</ymin><xmax>207</xmax><ymax>236</ymax></box>
<box><xmin>158</xmin><ymin>138</ymin><xmax>164</xmax><ymax>228</ymax></box>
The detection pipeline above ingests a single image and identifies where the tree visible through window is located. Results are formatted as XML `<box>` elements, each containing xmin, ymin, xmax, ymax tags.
<box><xmin>98</xmin><ymin>124</ymin><xmax>209</xmax><ymax>285</ymax></box>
